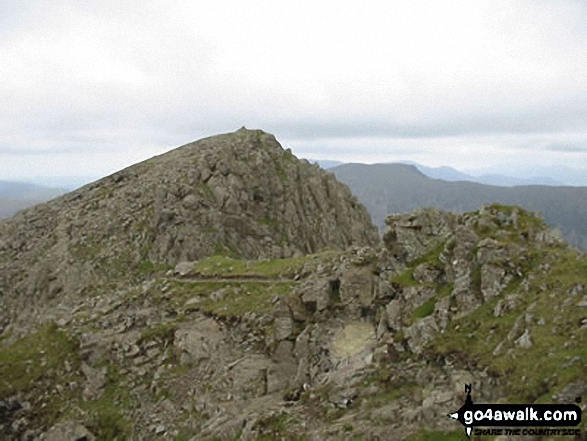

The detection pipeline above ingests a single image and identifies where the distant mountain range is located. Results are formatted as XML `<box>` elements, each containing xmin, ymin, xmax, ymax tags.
<box><xmin>4</xmin><ymin>160</ymin><xmax>586</xmax><ymax>251</ymax></box>
<box><xmin>330</xmin><ymin>163</ymin><xmax>587</xmax><ymax>250</ymax></box>
<box><xmin>311</xmin><ymin>158</ymin><xmax>586</xmax><ymax>187</ymax></box>
<box><xmin>9</xmin><ymin>176</ymin><xmax>100</xmax><ymax>191</ymax></box>
<box><xmin>408</xmin><ymin>163</ymin><xmax>563</xmax><ymax>186</ymax></box>
<box><xmin>308</xmin><ymin>159</ymin><xmax>343</xmax><ymax>169</ymax></box>
<box><xmin>0</xmin><ymin>180</ymin><xmax>66</xmax><ymax>218</ymax></box>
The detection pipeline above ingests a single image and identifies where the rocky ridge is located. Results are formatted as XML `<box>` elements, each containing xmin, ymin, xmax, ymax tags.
<box><xmin>0</xmin><ymin>128</ymin><xmax>378</xmax><ymax>333</ymax></box>
<box><xmin>2</xmin><ymin>197</ymin><xmax>587</xmax><ymax>440</ymax></box>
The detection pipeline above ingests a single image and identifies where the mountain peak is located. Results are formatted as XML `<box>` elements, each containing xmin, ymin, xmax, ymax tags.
<box><xmin>0</xmin><ymin>129</ymin><xmax>379</xmax><ymax>330</ymax></box>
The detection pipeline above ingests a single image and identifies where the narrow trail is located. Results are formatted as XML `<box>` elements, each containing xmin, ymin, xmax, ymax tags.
<box><xmin>166</xmin><ymin>274</ymin><xmax>298</xmax><ymax>284</ymax></box>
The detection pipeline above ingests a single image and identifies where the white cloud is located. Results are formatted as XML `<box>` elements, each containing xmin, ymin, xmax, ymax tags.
<box><xmin>1</xmin><ymin>0</ymin><xmax>587</xmax><ymax>177</ymax></box>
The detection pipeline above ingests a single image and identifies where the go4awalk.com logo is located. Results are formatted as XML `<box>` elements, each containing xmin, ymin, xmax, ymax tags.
<box><xmin>448</xmin><ymin>385</ymin><xmax>583</xmax><ymax>438</ymax></box>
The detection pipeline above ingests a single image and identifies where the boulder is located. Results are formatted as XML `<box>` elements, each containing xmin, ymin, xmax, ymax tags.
<box><xmin>44</xmin><ymin>420</ymin><xmax>95</xmax><ymax>441</ymax></box>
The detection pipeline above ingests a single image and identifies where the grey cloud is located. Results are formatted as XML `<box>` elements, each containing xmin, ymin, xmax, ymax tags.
<box><xmin>2</xmin><ymin>0</ymin><xmax>587</xmax><ymax>177</ymax></box>
<box><xmin>0</xmin><ymin>145</ymin><xmax>75</xmax><ymax>155</ymax></box>
<box><xmin>544</xmin><ymin>143</ymin><xmax>587</xmax><ymax>153</ymax></box>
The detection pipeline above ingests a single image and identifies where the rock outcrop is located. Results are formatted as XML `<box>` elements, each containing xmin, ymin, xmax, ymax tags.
<box><xmin>0</xmin><ymin>128</ymin><xmax>378</xmax><ymax>330</ymax></box>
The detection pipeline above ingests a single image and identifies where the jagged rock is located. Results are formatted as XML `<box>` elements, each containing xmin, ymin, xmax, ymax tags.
<box><xmin>339</xmin><ymin>267</ymin><xmax>375</xmax><ymax>307</ymax></box>
<box><xmin>433</xmin><ymin>296</ymin><xmax>452</xmax><ymax>330</ymax></box>
<box><xmin>569</xmin><ymin>283</ymin><xmax>584</xmax><ymax>296</ymax></box>
<box><xmin>481</xmin><ymin>264</ymin><xmax>512</xmax><ymax>302</ymax></box>
<box><xmin>267</xmin><ymin>341</ymin><xmax>297</xmax><ymax>393</ymax></box>
<box><xmin>516</xmin><ymin>329</ymin><xmax>533</xmax><ymax>349</ymax></box>
<box><xmin>174</xmin><ymin>261</ymin><xmax>194</xmax><ymax>276</ymax></box>
<box><xmin>494</xmin><ymin>294</ymin><xmax>521</xmax><ymax>317</ymax></box>
<box><xmin>413</xmin><ymin>263</ymin><xmax>443</xmax><ymax>284</ymax></box>
<box><xmin>405</xmin><ymin>316</ymin><xmax>438</xmax><ymax>354</ymax></box>
<box><xmin>383</xmin><ymin>209</ymin><xmax>456</xmax><ymax>262</ymax></box>
<box><xmin>385</xmin><ymin>299</ymin><xmax>403</xmax><ymax>331</ymax></box>
<box><xmin>476</xmin><ymin>238</ymin><xmax>507</xmax><ymax>264</ymax></box>
<box><xmin>174</xmin><ymin>318</ymin><xmax>223</xmax><ymax>366</ymax></box>
<box><xmin>507</xmin><ymin>315</ymin><xmax>525</xmax><ymax>341</ymax></box>
<box><xmin>1</xmin><ymin>145</ymin><xmax>585</xmax><ymax>441</ymax></box>
<box><xmin>79</xmin><ymin>332</ymin><xmax>113</xmax><ymax>366</ymax></box>
<box><xmin>493</xmin><ymin>341</ymin><xmax>505</xmax><ymax>356</ymax></box>
<box><xmin>43</xmin><ymin>420</ymin><xmax>95</xmax><ymax>441</ymax></box>
<box><xmin>553</xmin><ymin>380</ymin><xmax>586</xmax><ymax>403</ymax></box>
<box><xmin>403</xmin><ymin>285</ymin><xmax>436</xmax><ymax>311</ymax></box>
<box><xmin>229</xmin><ymin>355</ymin><xmax>270</xmax><ymax>398</ymax></box>
<box><xmin>421</xmin><ymin>389</ymin><xmax>454</xmax><ymax>410</ymax></box>
<box><xmin>272</xmin><ymin>302</ymin><xmax>294</xmax><ymax>340</ymax></box>
<box><xmin>297</xmin><ymin>277</ymin><xmax>331</xmax><ymax>312</ymax></box>
<box><xmin>80</xmin><ymin>363</ymin><xmax>107</xmax><ymax>401</ymax></box>
<box><xmin>376</xmin><ymin>315</ymin><xmax>389</xmax><ymax>340</ymax></box>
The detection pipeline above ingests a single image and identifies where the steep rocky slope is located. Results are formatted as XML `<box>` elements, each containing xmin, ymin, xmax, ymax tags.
<box><xmin>1</xmin><ymin>198</ymin><xmax>586</xmax><ymax>440</ymax></box>
<box><xmin>0</xmin><ymin>128</ymin><xmax>378</xmax><ymax>332</ymax></box>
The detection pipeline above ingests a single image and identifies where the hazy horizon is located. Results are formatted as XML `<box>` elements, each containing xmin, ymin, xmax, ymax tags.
<box><xmin>5</xmin><ymin>154</ymin><xmax>587</xmax><ymax>191</ymax></box>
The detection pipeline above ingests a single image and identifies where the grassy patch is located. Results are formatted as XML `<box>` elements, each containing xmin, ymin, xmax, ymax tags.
<box><xmin>166</xmin><ymin>279</ymin><xmax>297</xmax><ymax>318</ymax></box>
<box><xmin>193</xmin><ymin>251</ymin><xmax>341</xmax><ymax>279</ymax></box>
<box><xmin>411</xmin><ymin>298</ymin><xmax>435</xmax><ymax>321</ymax></box>
<box><xmin>199</xmin><ymin>282</ymin><xmax>297</xmax><ymax>318</ymax></box>
<box><xmin>0</xmin><ymin>323</ymin><xmax>82</xmax><ymax>429</ymax></box>
<box><xmin>81</xmin><ymin>366</ymin><xmax>133</xmax><ymax>440</ymax></box>
<box><xmin>196</xmin><ymin>183</ymin><xmax>214</xmax><ymax>198</ymax></box>
<box><xmin>436</xmin><ymin>282</ymin><xmax>454</xmax><ymax>298</ymax></box>
<box><xmin>0</xmin><ymin>323</ymin><xmax>80</xmax><ymax>399</ymax></box>
<box><xmin>471</xmin><ymin>264</ymin><xmax>482</xmax><ymax>295</ymax></box>
<box><xmin>137</xmin><ymin>260</ymin><xmax>173</xmax><ymax>275</ymax></box>
<box><xmin>391</xmin><ymin>268</ymin><xmax>417</xmax><ymax>287</ymax></box>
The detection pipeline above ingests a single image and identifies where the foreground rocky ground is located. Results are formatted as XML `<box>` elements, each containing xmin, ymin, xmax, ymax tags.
<box><xmin>1</xmin><ymin>203</ymin><xmax>586</xmax><ymax>440</ymax></box>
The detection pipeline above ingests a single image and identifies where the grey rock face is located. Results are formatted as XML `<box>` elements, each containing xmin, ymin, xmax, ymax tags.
<box><xmin>0</xmin><ymin>128</ymin><xmax>379</xmax><ymax>328</ymax></box>
<box><xmin>379</xmin><ymin>204</ymin><xmax>558</xmax><ymax>356</ymax></box>
<box><xmin>383</xmin><ymin>209</ymin><xmax>456</xmax><ymax>262</ymax></box>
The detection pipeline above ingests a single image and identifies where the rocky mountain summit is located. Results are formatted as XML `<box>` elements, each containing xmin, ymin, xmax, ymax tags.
<box><xmin>0</xmin><ymin>128</ymin><xmax>378</xmax><ymax>332</ymax></box>
<box><xmin>1</xmin><ymin>131</ymin><xmax>586</xmax><ymax>441</ymax></box>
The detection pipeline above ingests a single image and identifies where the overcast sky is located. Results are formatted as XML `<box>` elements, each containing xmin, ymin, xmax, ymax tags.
<box><xmin>1</xmin><ymin>1</ymin><xmax>587</xmax><ymax>179</ymax></box>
